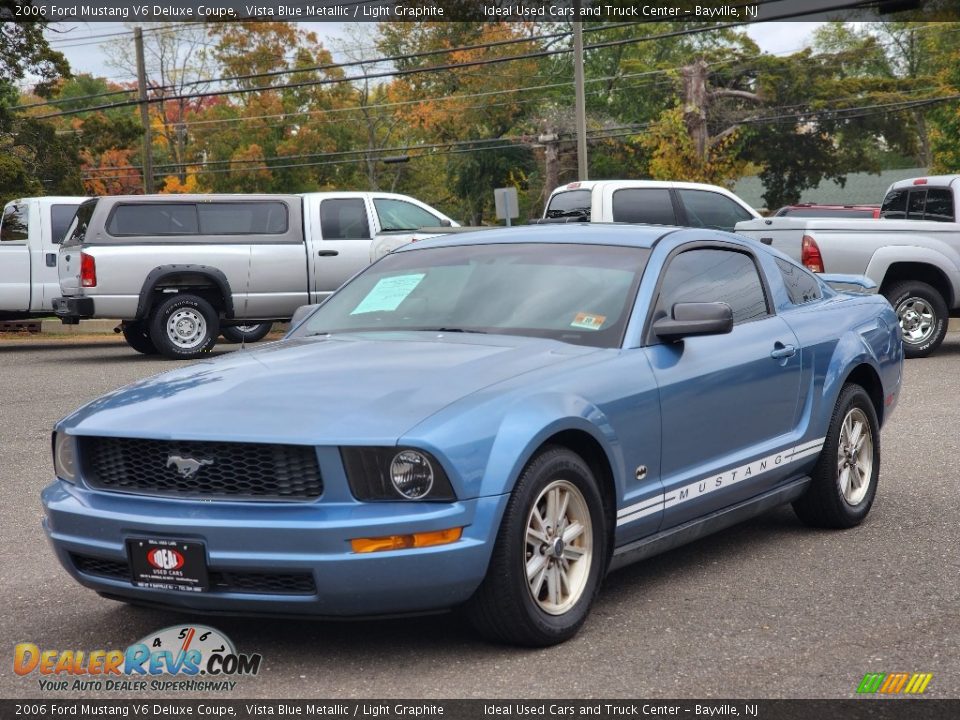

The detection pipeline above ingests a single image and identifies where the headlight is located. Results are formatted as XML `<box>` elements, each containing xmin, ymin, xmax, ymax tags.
<box><xmin>341</xmin><ymin>447</ymin><xmax>456</xmax><ymax>501</ymax></box>
<box><xmin>52</xmin><ymin>432</ymin><xmax>78</xmax><ymax>483</ymax></box>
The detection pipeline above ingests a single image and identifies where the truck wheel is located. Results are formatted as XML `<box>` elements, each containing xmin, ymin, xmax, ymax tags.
<box><xmin>148</xmin><ymin>294</ymin><xmax>219</xmax><ymax>360</ymax></box>
<box><xmin>120</xmin><ymin>321</ymin><xmax>157</xmax><ymax>355</ymax></box>
<box><xmin>464</xmin><ymin>447</ymin><xmax>607</xmax><ymax>646</ymax></box>
<box><xmin>884</xmin><ymin>281</ymin><xmax>948</xmax><ymax>358</ymax></box>
<box><xmin>221</xmin><ymin>322</ymin><xmax>273</xmax><ymax>344</ymax></box>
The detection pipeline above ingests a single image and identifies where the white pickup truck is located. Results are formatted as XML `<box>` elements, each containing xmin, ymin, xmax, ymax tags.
<box><xmin>53</xmin><ymin>191</ymin><xmax>456</xmax><ymax>358</ymax></box>
<box><xmin>736</xmin><ymin>174</ymin><xmax>960</xmax><ymax>358</ymax></box>
<box><xmin>541</xmin><ymin>180</ymin><xmax>761</xmax><ymax>230</ymax></box>
<box><xmin>0</xmin><ymin>196</ymin><xmax>87</xmax><ymax>320</ymax></box>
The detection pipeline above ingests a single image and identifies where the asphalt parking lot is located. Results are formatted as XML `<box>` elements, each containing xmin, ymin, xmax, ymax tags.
<box><xmin>1</xmin><ymin>334</ymin><xmax>958</xmax><ymax>700</ymax></box>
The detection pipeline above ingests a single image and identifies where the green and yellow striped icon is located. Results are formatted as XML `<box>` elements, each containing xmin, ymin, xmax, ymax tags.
<box><xmin>857</xmin><ymin>672</ymin><xmax>933</xmax><ymax>694</ymax></box>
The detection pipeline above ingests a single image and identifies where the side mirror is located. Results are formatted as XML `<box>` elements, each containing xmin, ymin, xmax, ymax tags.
<box><xmin>290</xmin><ymin>304</ymin><xmax>321</xmax><ymax>328</ymax></box>
<box><xmin>653</xmin><ymin>302</ymin><xmax>733</xmax><ymax>342</ymax></box>
<box><xmin>438</xmin><ymin>219</ymin><xmax>452</xmax><ymax>227</ymax></box>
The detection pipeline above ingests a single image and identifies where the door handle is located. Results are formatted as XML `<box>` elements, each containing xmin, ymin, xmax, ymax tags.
<box><xmin>46</xmin><ymin>253</ymin><xmax>57</xmax><ymax>267</ymax></box>
<box><xmin>770</xmin><ymin>343</ymin><xmax>797</xmax><ymax>360</ymax></box>
<box><xmin>317</xmin><ymin>250</ymin><xmax>339</xmax><ymax>257</ymax></box>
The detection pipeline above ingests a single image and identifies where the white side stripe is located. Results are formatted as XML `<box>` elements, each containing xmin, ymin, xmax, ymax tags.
<box><xmin>616</xmin><ymin>438</ymin><xmax>825</xmax><ymax>527</ymax></box>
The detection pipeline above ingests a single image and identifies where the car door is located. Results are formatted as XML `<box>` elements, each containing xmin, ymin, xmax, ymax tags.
<box><xmin>675</xmin><ymin>188</ymin><xmax>756</xmax><ymax>232</ymax></box>
<box><xmin>0</xmin><ymin>201</ymin><xmax>32</xmax><ymax>312</ymax></box>
<box><xmin>644</xmin><ymin>244</ymin><xmax>803</xmax><ymax>528</ymax></box>
<box><xmin>310</xmin><ymin>196</ymin><xmax>376</xmax><ymax>297</ymax></box>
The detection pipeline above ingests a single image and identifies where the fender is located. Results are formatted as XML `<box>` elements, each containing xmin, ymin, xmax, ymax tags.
<box><xmin>818</xmin><ymin>323</ymin><xmax>888</xmax><ymax>437</ymax></box>
<box><xmin>865</xmin><ymin>246</ymin><xmax>960</xmax><ymax>307</ymax></box>
<box><xmin>477</xmin><ymin>393</ymin><xmax>626</xmax><ymax>502</ymax></box>
<box><xmin>135</xmin><ymin>264</ymin><xmax>234</xmax><ymax>320</ymax></box>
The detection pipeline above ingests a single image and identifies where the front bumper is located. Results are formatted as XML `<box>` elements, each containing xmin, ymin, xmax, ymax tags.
<box><xmin>42</xmin><ymin>480</ymin><xmax>509</xmax><ymax>617</ymax></box>
<box><xmin>51</xmin><ymin>296</ymin><xmax>95</xmax><ymax>322</ymax></box>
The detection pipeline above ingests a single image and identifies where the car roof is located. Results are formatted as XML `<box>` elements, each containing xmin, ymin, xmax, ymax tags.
<box><xmin>396</xmin><ymin>222</ymin><xmax>691</xmax><ymax>252</ymax></box>
<box><xmin>887</xmin><ymin>175</ymin><xmax>960</xmax><ymax>191</ymax></box>
<box><xmin>89</xmin><ymin>194</ymin><xmax>301</xmax><ymax>203</ymax></box>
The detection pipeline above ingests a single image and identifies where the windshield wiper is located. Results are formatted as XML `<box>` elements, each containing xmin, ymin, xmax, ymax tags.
<box><xmin>545</xmin><ymin>208</ymin><xmax>591</xmax><ymax>219</ymax></box>
<box><xmin>417</xmin><ymin>327</ymin><xmax>488</xmax><ymax>334</ymax></box>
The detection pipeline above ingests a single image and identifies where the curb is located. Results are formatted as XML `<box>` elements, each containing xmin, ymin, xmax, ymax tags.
<box><xmin>40</xmin><ymin>318</ymin><xmax>120</xmax><ymax>334</ymax></box>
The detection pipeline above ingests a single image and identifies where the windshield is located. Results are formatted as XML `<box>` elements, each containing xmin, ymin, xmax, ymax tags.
<box><xmin>545</xmin><ymin>190</ymin><xmax>592</xmax><ymax>219</ymax></box>
<box><xmin>293</xmin><ymin>243</ymin><xmax>649</xmax><ymax>349</ymax></box>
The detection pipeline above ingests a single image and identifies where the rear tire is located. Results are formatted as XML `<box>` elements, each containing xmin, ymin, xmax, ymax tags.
<box><xmin>884</xmin><ymin>280</ymin><xmax>948</xmax><ymax>358</ymax></box>
<box><xmin>221</xmin><ymin>322</ymin><xmax>273</xmax><ymax>344</ymax></box>
<box><xmin>464</xmin><ymin>446</ymin><xmax>608</xmax><ymax>647</ymax></box>
<box><xmin>120</xmin><ymin>321</ymin><xmax>157</xmax><ymax>355</ymax></box>
<box><xmin>793</xmin><ymin>383</ymin><xmax>880</xmax><ymax>529</ymax></box>
<box><xmin>148</xmin><ymin>294</ymin><xmax>219</xmax><ymax>360</ymax></box>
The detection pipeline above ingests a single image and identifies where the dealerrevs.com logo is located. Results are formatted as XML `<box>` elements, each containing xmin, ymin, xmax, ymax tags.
<box><xmin>14</xmin><ymin>625</ymin><xmax>261</xmax><ymax>692</ymax></box>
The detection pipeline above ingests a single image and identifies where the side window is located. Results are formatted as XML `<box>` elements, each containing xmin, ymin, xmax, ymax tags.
<box><xmin>775</xmin><ymin>257</ymin><xmax>822</xmax><ymax>305</ymax></box>
<box><xmin>881</xmin><ymin>188</ymin><xmax>908</xmax><ymax>219</ymax></box>
<box><xmin>0</xmin><ymin>203</ymin><xmax>29</xmax><ymax>243</ymax></box>
<box><xmin>922</xmin><ymin>189</ymin><xmax>954</xmax><ymax>222</ymax></box>
<box><xmin>319</xmin><ymin>199</ymin><xmax>371</xmax><ymax>240</ymax></box>
<box><xmin>611</xmin><ymin>188</ymin><xmax>676</xmax><ymax>225</ymax></box>
<box><xmin>50</xmin><ymin>204</ymin><xmax>80</xmax><ymax>244</ymax></box>
<box><xmin>373</xmin><ymin>198</ymin><xmax>442</xmax><ymax>231</ymax></box>
<box><xmin>676</xmin><ymin>189</ymin><xmax>754</xmax><ymax>232</ymax></box>
<box><xmin>107</xmin><ymin>203</ymin><xmax>199</xmax><ymax>236</ymax></box>
<box><xmin>197</xmin><ymin>202</ymin><xmax>288</xmax><ymax>234</ymax></box>
<box><xmin>656</xmin><ymin>248</ymin><xmax>769</xmax><ymax>326</ymax></box>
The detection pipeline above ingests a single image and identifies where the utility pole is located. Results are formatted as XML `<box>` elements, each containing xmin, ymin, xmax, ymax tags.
<box><xmin>572</xmin><ymin>18</ymin><xmax>588</xmax><ymax>180</ymax></box>
<box><xmin>134</xmin><ymin>27</ymin><xmax>155</xmax><ymax>194</ymax></box>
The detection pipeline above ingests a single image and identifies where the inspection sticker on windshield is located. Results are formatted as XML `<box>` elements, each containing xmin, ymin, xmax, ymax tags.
<box><xmin>351</xmin><ymin>273</ymin><xmax>425</xmax><ymax>314</ymax></box>
<box><xmin>571</xmin><ymin>312</ymin><xmax>606</xmax><ymax>331</ymax></box>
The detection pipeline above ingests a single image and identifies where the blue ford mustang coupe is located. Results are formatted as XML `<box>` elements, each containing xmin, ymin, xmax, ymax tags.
<box><xmin>43</xmin><ymin>224</ymin><xmax>902</xmax><ymax>646</ymax></box>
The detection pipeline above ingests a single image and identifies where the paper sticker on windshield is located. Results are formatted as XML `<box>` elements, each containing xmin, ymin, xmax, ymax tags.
<box><xmin>351</xmin><ymin>273</ymin><xmax>425</xmax><ymax>315</ymax></box>
<box><xmin>571</xmin><ymin>312</ymin><xmax>606</xmax><ymax>331</ymax></box>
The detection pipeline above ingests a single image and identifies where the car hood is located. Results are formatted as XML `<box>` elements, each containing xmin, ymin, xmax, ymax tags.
<box><xmin>62</xmin><ymin>333</ymin><xmax>601</xmax><ymax>444</ymax></box>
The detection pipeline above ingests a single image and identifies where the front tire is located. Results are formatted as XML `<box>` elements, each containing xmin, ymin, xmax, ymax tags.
<box><xmin>884</xmin><ymin>281</ymin><xmax>948</xmax><ymax>358</ymax></box>
<box><xmin>148</xmin><ymin>294</ymin><xmax>219</xmax><ymax>360</ymax></box>
<box><xmin>221</xmin><ymin>322</ymin><xmax>273</xmax><ymax>344</ymax></box>
<box><xmin>120</xmin><ymin>321</ymin><xmax>157</xmax><ymax>355</ymax></box>
<box><xmin>793</xmin><ymin>383</ymin><xmax>880</xmax><ymax>529</ymax></box>
<box><xmin>465</xmin><ymin>447</ymin><xmax>608</xmax><ymax>647</ymax></box>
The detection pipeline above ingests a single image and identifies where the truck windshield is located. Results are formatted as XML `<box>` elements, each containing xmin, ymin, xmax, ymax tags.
<box><xmin>545</xmin><ymin>190</ymin><xmax>591</xmax><ymax>219</ymax></box>
<box><xmin>64</xmin><ymin>199</ymin><xmax>98</xmax><ymax>245</ymax></box>
<box><xmin>293</xmin><ymin>243</ymin><xmax>649</xmax><ymax>349</ymax></box>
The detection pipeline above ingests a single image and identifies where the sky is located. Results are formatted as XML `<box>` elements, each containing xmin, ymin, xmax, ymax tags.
<box><xmin>41</xmin><ymin>21</ymin><xmax>827</xmax><ymax>86</ymax></box>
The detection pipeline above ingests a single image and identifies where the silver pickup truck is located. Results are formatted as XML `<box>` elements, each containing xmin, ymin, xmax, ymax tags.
<box><xmin>52</xmin><ymin>192</ymin><xmax>456</xmax><ymax>358</ymax></box>
<box><xmin>736</xmin><ymin>174</ymin><xmax>960</xmax><ymax>358</ymax></box>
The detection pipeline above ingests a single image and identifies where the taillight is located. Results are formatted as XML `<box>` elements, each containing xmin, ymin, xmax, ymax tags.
<box><xmin>80</xmin><ymin>252</ymin><xmax>97</xmax><ymax>287</ymax></box>
<box><xmin>801</xmin><ymin>235</ymin><xmax>824</xmax><ymax>273</ymax></box>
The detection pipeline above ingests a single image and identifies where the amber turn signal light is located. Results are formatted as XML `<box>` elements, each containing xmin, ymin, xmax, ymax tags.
<box><xmin>350</xmin><ymin>527</ymin><xmax>463</xmax><ymax>554</ymax></box>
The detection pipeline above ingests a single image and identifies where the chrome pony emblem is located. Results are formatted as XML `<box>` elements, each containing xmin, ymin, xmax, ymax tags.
<box><xmin>166</xmin><ymin>455</ymin><xmax>214</xmax><ymax>478</ymax></box>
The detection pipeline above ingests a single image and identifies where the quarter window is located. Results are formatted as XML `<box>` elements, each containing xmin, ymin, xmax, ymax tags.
<box><xmin>611</xmin><ymin>188</ymin><xmax>677</xmax><ymax>225</ymax></box>
<box><xmin>656</xmin><ymin>248</ymin><xmax>769</xmax><ymax>326</ymax></box>
<box><xmin>776</xmin><ymin>257</ymin><xmax>822</xmax><ymax>305</ymax></box>
<box><xmin>0</xmin><ymin>203</ymin><xmax>28</xmax><ymax>243</ymax></box>
<box><xmin>373</xmin><ymin>198</ymin><xmax>442</xmax><ymax>231</ymax></box>
<box><xmin>677</xmin><ymin>189</ymin><xmax>754</xmax><ymax>232</ymax></box>
<box><xmin>320</xmin><ymin>199</ymin><xmax>371</xmax><ymax>240</ymax></box>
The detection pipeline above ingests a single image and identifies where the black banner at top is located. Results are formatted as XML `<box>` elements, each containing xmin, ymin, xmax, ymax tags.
<box><xmin>5</xmin><ymin>0</ymin><xmax>959</xmax><ymax>23</ymax></box>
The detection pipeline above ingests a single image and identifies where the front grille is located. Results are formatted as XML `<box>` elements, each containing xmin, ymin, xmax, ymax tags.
<box><xmin>72</xmin><ymin>554</ymin><xmax>129</xmax><ymax>579</ymax></box>
<box><xmin>70</xmin><ymin>554</ymin><xmax>317</xmax><ymax>596</ymax></box>
<box><xmin>209</xmin><ymin>571</ymin><xmax>317</xmax><ymax>595</ymax></box>
<box><xmin>80</xmin><ymin>437</ymin><xmax>323</xmax><ymax>501</ymax></box>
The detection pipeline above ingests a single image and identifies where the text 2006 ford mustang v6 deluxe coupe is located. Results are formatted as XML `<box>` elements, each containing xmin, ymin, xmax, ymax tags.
<box><xmin>43</xmin><ymin>224</ymin><xmax>902</xmax><ymax>646</ymax></box>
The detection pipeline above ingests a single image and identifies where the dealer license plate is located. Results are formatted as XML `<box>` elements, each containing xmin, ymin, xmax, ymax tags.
<box><xmin>127</xmin><ymin>538</ymin><xmax>209</xmax><ymax>593</ymax></box>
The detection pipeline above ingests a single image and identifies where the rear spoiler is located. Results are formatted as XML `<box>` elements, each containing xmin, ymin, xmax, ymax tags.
<box><xmin>819</xmin><ymin>273</ymin><xmax>877</xmax><ymax>293</ymax></box>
